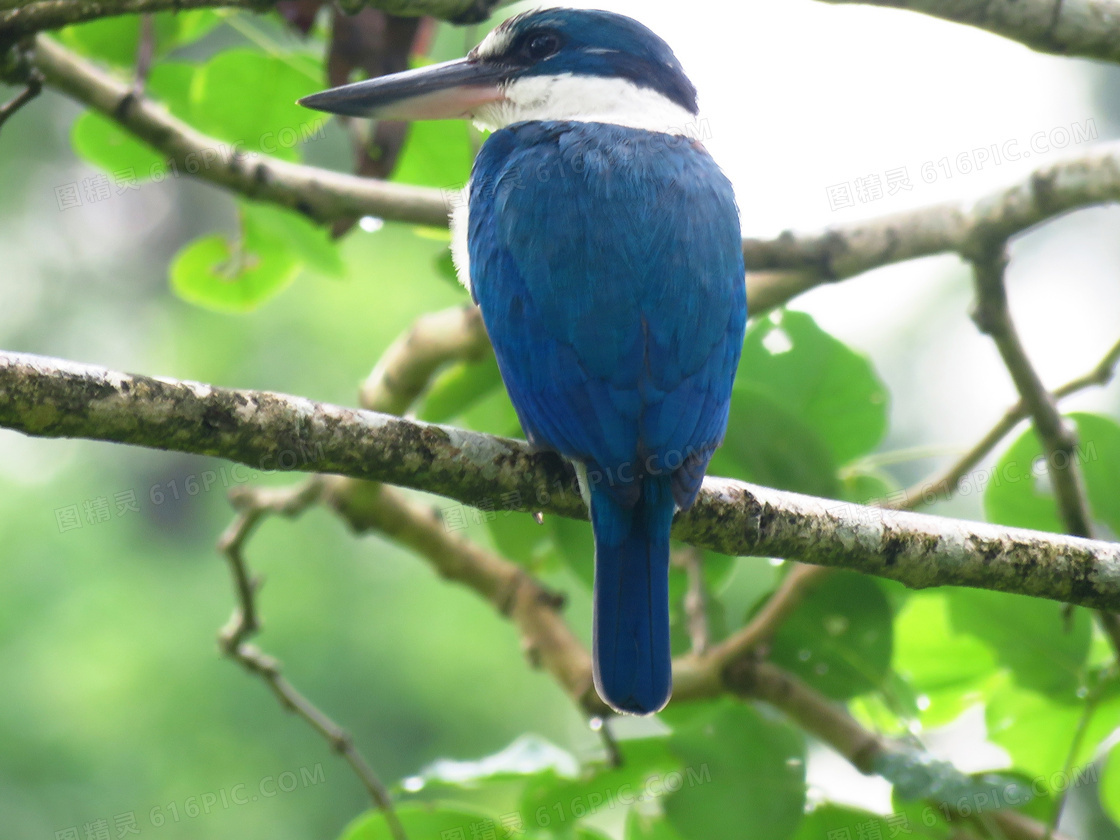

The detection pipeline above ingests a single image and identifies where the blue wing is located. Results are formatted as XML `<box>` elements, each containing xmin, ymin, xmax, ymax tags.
<box><xmin>467</xmin><ymin>121</ymin><xmax>746</xmax><ymax>508</ymax></box>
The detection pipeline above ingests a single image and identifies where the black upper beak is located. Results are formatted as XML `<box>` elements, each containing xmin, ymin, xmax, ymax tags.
<box><xmin>298</xmin><ymin>57</ymin><xmax>507</xmax><ymax>121</ymax></box>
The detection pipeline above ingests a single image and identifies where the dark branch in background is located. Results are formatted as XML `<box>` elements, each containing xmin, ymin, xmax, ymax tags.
<box><xmin>13</xmin><ymin>37</ymin><xmax>1120</xmax><ymax>320</ymax></box>
<box><xmin>0</xmin><ymin>66</ymin><xmax>40</xmax><ymax>134</ymax></box>
<box><xmin>678</xmin><ymin>547</ymin><xmax>711</xmax><ymax>654</ymax></box>
<box><xmin>0</xmin><ymin>0</ymin><xmax>501</xmax><ymax>40</ymax></box>
<box><xmin>216</xmin><ymin>482</ymin><xmax>409</xmax><ymax>840</ymax></box>
<box><xmin>817</xmin><ymin>0</ymin><xmax>1120</xmax><ymax>65</ymax></box>
<box><xmin>742</xmin><ymin>135</ymin><xmax>1120</xmax><ymax>284</ymax></box>
<box><xmin>210</xmin><ymin>309</ymin><xmax>1069</xmax><ymax>840</ymax></box>
<box><xmin>969</xmin><ymin>244</ymin><xmax>1094</xmax><ymax>538</ymax></box>
<box><xmin>360</xmin><ymin>304</ymin><xmax>489</xmax><ymax>415</ymax></box>
<box><xmin>17</xmin><ymin>36</ymin><xmax>453</xmax><ymax>227</ymax></box>
<box><xmin>2</xmin><ymin>349</ymin><xmax>1120</xmax><ymax>612</ymax></box>
<box><xmin>886</xmin><ymin>335</ymin><xmax>1120</xmax><ymax>511</ymax></box>
<box><xmin>131</xmin><ymin>12</ymin><xmax>154</xmax><ymax>96</ymax></box>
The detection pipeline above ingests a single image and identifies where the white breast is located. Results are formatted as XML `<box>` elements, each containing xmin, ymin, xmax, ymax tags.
<box><xmin>449</xmin><ymin>186</ymin><xmax>471</xmax><ymax>294</ymax></box>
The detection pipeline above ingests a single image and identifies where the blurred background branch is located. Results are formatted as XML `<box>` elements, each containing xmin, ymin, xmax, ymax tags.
<box><xmin>818</xmin><ymin>0</ymin><xmax>1120</xmax><ymax>64</ymax></box>
<box><xmin>0</xmin><ymin>0</ymin><xmax>502</xmax><ymax>40</ymax></box>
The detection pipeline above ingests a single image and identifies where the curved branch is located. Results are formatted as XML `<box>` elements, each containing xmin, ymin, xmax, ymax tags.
<box><xmin>20</xmin><ymin>36</ymin><xmax>1120</xmax><ymax>319</ymax></box>
<box><xmin>817</xmin><ymin>0</ymin><xmax>1120</xmax><ymax>65</ymax></box>
<box><xmin>970</xmin><ymin>243</ymin><xmax>1094</xmax><ymax>537</ymax></box>
<box><xmin>744</xmin><ymin>137</ymin><xmax>1120</xmax><ymax>282</ymax></box>
<box><xmin>2</xmin><ymin>349</ymin><xmax>1119</xmax><ymax>611</ymax></box>
<box><xmin>888</xmin><ymin>335</ymin><xmax>1120</xmax><ymax>510</ymax></box>
<box><xmin>0</xmin><ymin>0</ymin><xmax>500</xmax><ymax>38</ymax></box>
<box><xmin>24</xmin><ymin>36</ymin><xmax>452</xmax><ymax>227</ymax></box>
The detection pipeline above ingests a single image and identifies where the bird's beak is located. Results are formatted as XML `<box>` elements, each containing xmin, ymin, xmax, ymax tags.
<box><xmin>298</xmin><ymin>57</ymin><xmax>506</xmax><ymax>120</ymax></box>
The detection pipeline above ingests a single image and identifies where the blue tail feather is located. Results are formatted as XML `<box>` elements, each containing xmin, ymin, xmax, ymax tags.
<box><xmin>590</xmin><ymin>475</ymin><xmax>675</xmax><ymax>715</ymax></box>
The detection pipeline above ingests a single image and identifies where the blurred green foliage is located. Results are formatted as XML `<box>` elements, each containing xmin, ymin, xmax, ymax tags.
<box><xmin>2</xmin><ymin>8</ymin><xmax>1120</xmax><ymax>840</ymax></box>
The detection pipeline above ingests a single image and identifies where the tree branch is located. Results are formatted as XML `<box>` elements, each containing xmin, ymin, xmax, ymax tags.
<box><xmin>744</xmin><ymin>135</ymin><xmax>1120</xmax><ymax>283</ymax></box>
<box><xmin>817</xmin><ymin>0</ymin><xmax>1120</xmax><ymax>65</ymax></box>
<box><xmin>0</xmin><ymin>0</ymin><xmax>501</xmax><ymax>39</ymax></box>
<box><xmin>216</xmin><ymin>483</ymin><xmax>408</xmax><ymax>840</ymax></box>
<box><xmin>17</xmin><ymin>37</ymin><xmax>1120</xmax><ymax>320</ymax></box>
<box><xmin>309</xmin><ymin>462</ymin><xmax>1063</xmax><ymax>840</ymax></box>
<box><xmin>0</xmin><ymin>66</ymin><xmax>41</xmax><ymax>133</ymax></box>
<box><xmin>969</xmin><ymin>243</ymin><xmax>1094</xmax><ymax>538</ymax></box>
<box><xmin>20</xmin><ymin>36</ymin><xmax>452</xmax><ymax>227</ymax></box>
<box><xmin>2</xmin><ymin>349</ymin><xmax>1119</xmax><ymax>611</ymax></box>
<box><xmin>887</xmin><ymin>334</ymin><xmax>1120</xmax><ymax>511</ymax></box>
<box><xmin>360</xmin><ymin>304</ymin><xmax>489</xmax><ymax>415</ymax></box>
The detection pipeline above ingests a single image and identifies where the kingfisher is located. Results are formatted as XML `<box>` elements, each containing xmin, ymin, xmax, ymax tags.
<box><xmin>301</xmin><ymin>8</ymin><xmax>746</xmax><ymax>715</ymax></box>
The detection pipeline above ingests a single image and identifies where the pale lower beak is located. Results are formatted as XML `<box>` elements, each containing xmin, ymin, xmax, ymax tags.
<box><xmin>298</xmin><ymin>57</ymin><xmax>506</xmax><ymax>120</ymax></box>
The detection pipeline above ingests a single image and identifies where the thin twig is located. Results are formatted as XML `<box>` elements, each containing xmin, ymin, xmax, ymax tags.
<box><xmin>0</xmin><ymin>0</ymin><xmax>501</xmax><ymax>38</ymax></box>
<box><xmin>703</xmin><ymin>564</ymin><xmax>829</xmax><ymax>667</ymax></box>
<box><xmin>966</xmin><ymin>245</ymin><xmax>1120</xmax><ymax>703</ymax></box>
<box><xmin>204</xmin><ymin>306</ymin><xmax>1067</xmax><ymax>840</ymax></box>
<box><xmin>22</xmin><ymin>35</ymin><xmax>1120</xmax><ymax>317</ymax></box>
<box><xmin>215</xmin><ymin>480</ymin><xmax>408</xmax><ymax>840</ymax></box>
<box><xmin>132</xmin><ymin>13</ymin><xmax>154</xmax><ymax>97</ymax></box>
<box><xmin>590</xmin><ymin>716</ymin><xmax>622</xmax><ymax>768</ymax></box>
<box><xmin>887</xmin><ymin>335</ymin><xmax>1120</xmax><ymax>511</ymax></box>
<box><xmin>678</xmin><ymin>547</ymin><xmax>711</xmax><ymax>655</ymax></box>
<box><xmin>1044</xmin><ymin>685</ymin><xmax>1103</xmax><ymax>840</ymax></box>
<box><xmin>969</xmin><ymin>244</ymin><xmax>1094</xmax><ymax>539</ymax></box>
<box><xmin>0</xmin><ymin>69</ymin><xmax>42</xmax><ymax>135</ymax></box>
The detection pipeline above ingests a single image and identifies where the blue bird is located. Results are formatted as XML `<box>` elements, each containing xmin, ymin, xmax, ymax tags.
<box><xmin>301</xmin><ymin>8</ymin><xmax>747</xmax><ymax>714</ymax></box>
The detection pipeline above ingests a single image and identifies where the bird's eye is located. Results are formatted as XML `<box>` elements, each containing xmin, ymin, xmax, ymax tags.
<box><xmin>523</xmin><ymin>31</ymin><xmax>561</xmax><ymax>61</ymax></box>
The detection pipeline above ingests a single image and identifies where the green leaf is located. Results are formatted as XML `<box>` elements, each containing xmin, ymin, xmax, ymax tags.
<box><xmin>710</xmin><ymin>556</ymin><xmax>780</xmax><ymax>630</ymax></box>
<box><xmin>547</xmin><ymin>515</ymin><xmax>594</xmax><ymax>589</ymax></box>
<box><xmin>58</xmin><ymin>11</ymin><xmax>220</xmax><ymax>67</ymax></box>
<box><xmin>170</xmin><ymin>234</ymin><xmax>299</xmax><ymax>312</ymax></box>
<box><xmin>840</xmin><ymin>467</ymin><xmax>898</xmax><ymax>505</ymax></box>
<box><xmin>392</xmin><ymin>111</ymin><xmax>475</xmax><ymax>189</ymax></box>
<box><xmin>71</xmin><ymin>111</ymin><xmax>166</xmax><ymax>181</ymax></box>
<box><xmin>713</xmin><ymin>385</ymin><xmax>840</xmax><ymax>497</ymax></box>
<box><xmin>984</xmin><ymin>412</ymin><xmax>1120</xmax><ymax>536</ymax></box>
<box><xmin>520</xmin><ymin>736</ymin><xmax>678</xmax><ymax>830</ymax></box>
<box><xmin>190</xmin><ymin>50</ymin><xmax>326</xmax><ymax>161</ymax></box>
<box><xmin>238</xmin><ymin>202</ymin><xmax>343</xmax><ymax>277</ymax></box>
<box><xmin>947</xmin><ymin>588</ymin><xmax>1091</xmax><ymax>699</ymax></box>
<box><xmin>625</xmin><ymin>809</ymin><xmax>687</xmax><ymax>840</ymax></box>
<box><xmin>69</xmin><ymin>63</ymin><xmax>196</xmax><ymax>180</ymax></box>
<box><xmin>414</xmin><ymin>735</ymin><xmax>579</xmax><ymax>788</ymax></box>
<box><xmin>420</xmin><ymin>357</ymin><xmax>504</xmax><ymax>423</ymax></box>
<box><xmin>487</xmin><ymin>512</ymin><xmax>554</xmax><ymax>571</ymax></box>
<box><xmin>1097</xmin><ymin>741</ymin><xmax>1120</xmax><ymax>825</ymax></box>
<box><xmin>790</xmin><ymin>805</ymin><xmax>889</xmax><ymax>840</ymax></box>
<box><xmin>878</xmin><ymin>750</ymin><xmax>1034</xmax><ymax>817</ymax></box>
<box><xmin>338</xmin><ymin>805</ymin><xmax>500</xmax><ymax>840</ymax></box>
<box><xmin>886</xmin><ymin>765</ymin><xmax>1050</xmax><ymax>828</ymax></box>
<box><xmin>768</xmin><ymin>570</ymin><xmax>893</xmax><ymax>699</ymax></box>
<box><xmin>987</xmin><ymin>679</ymin><xmax>1120</xmax><ymax>779</ymax></box>
<box><xmin>892</xmin><ymin>592</ymin><xmax>997</xmax><ymax>726</ymax></box>
<box><xmin>170</xmin><ymin>200</ymin><xmax>341</xmax><ymax>310</ymax></box>
<box><xmin>737</xmin><ymin>310</ymin><xmax>889</xmax><ymax>464</ymax></box>
<box><xmin>665</xmin><ymin>700</ymin><xmax>805</xmax><ymax>840</ymax></box>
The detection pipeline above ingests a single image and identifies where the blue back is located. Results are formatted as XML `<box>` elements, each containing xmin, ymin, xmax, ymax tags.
<box><xmin>467</xmin><ymin>121</ymin><xmax>746</xmax><ymax>509</ymax></box>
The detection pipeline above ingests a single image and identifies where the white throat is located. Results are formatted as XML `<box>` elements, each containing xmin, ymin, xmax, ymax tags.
<box><xmin>472</xmin><ymin>74</ymin><xmax>701</xmax><ymax>136</ymax></box>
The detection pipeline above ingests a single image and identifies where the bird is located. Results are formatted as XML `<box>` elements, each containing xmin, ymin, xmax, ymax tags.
<box><xmin>301</xmin><ymin>7</ymin><xmax>747</xmax><ymax>715</ymax></box>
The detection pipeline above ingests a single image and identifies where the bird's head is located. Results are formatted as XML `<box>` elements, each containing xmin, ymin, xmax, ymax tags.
<box><xmin>299</xmin><ymin>8</ymin><xmax>699</xmax><ymax>134</ymax></box>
